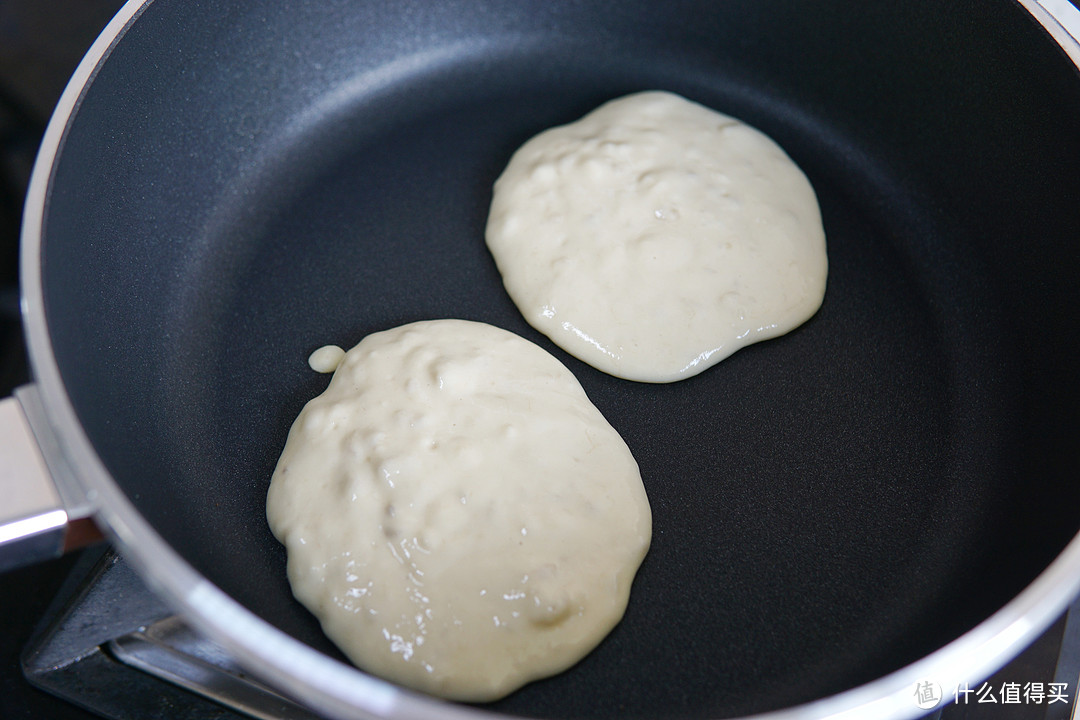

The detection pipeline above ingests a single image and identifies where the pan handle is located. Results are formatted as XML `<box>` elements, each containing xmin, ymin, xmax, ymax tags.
<box><xmin>0</xmin><ymin>385</ymin><xmax>103</xmax><ymax>572</ymax></box>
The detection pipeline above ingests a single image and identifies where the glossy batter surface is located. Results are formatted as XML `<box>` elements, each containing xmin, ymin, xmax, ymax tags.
<box><xmin>486</xmin><ymin>91</ymin><xmax>828</xmax><ymax>382</ymax></box>
<box><xmin>266</xmin><ymin>320</ymin><xmax>651</xmax><ymax>701</ymax></box>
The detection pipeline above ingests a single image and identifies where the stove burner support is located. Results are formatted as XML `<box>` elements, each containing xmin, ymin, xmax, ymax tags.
<box><xmin>21</xmin><ymin>546</ymin><xmax>320</xmax><ymax>720</ymax></box>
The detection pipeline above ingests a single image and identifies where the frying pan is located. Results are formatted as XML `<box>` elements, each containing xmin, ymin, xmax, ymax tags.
<box><xmin>7</xmin><ymin>0</ymin><xmax>1080</xmax><ymax>718</ymax></box>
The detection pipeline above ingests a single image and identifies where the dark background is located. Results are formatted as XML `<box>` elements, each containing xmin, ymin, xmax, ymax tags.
<box><xmin>0</xmin><ymin>2</ymin><xmax>1078</xmax><ymax>719</ymax></box>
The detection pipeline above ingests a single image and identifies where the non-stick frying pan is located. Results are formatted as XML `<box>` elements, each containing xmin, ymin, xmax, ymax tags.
<box><xmin>8</xmin><ymin>1</ymin><xmax>1080</xmax><ymax>718</ymax></box>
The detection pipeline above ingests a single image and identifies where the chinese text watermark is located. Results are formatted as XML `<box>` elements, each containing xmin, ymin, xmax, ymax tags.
<box><xmin>913</xmin><ymin>680</ymin><xmax>1070</xmax><ymax>710</ymax></box>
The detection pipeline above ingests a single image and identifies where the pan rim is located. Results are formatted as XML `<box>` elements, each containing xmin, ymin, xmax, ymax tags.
<box><xmin>17</xmin><ymin>0</ymin><xmax>1080</xmax><ymax>718</ymax></box>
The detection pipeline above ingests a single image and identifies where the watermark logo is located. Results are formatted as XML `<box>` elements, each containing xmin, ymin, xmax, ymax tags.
<box><xmin>914</xmin><ymin>680</ymin><xmax>943</xmax><ymax>710</ymax></box>
<box><xmin>913</xmin><ymin>680</ymin><xmax>1071</xmax><ymax>709</ymax></box>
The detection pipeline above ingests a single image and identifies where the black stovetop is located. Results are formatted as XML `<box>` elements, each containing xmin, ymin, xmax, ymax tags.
<box><xmin>0</xmin><ymin>2</ymin><xmax>1078</xmax><ymax>720</ymax></box>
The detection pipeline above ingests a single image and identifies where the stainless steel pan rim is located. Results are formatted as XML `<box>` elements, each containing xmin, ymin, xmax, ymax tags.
<box><xmin>18</xmin><ymin>1</ymin><xmax>1080</xmax><ymax>718</ymax></box>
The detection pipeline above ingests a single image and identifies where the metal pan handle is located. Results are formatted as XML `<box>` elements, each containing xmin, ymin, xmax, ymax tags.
<box><xmin>0</xmin><ymin>385</ymin><xmax>103</xmax><ymax>572</ymax></box>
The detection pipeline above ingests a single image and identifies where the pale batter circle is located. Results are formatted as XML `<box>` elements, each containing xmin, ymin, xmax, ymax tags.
<box><xmin>485</xmin><ymin>90</ymin><xmax>828</xmax><ymax>382</ymax></box>
<box><xmin>267</xmin><ymin>320</ymin><xmax>651</xmax><ymax>701</ymax></box>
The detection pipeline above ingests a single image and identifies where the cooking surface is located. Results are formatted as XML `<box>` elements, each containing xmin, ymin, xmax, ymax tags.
<box><xmin>43</xmin><ymin>1</ymin><xmax>1080</xmax><ymax>715</ymax></box>
<box><xmin>3</xmin><ymin>1</ymin><xmax>1080</xmax><ymax>719</ymax></box>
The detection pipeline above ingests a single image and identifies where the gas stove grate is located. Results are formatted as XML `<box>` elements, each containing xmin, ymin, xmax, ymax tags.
<box><xmin>22</xmin><ymin>546</ymin><xmax>320</xmax><ymax>720</ymax></box>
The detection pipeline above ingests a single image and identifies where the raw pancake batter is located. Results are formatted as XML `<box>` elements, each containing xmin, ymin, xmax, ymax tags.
<box><xmin>485</xmin><ymin>90</ymin><xmax>828</xmax><ymax>382</ymax></box>
<box><xmin>267</xmin><ymin>320</ymin><xmax>651</xmax><ymax>701</ymax></box>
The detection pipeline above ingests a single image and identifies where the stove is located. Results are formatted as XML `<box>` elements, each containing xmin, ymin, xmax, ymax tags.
<box><xmin>14</xmin><ymin>545</ymin><xmax>320</xmax><ymax>720</ymax></box>
<box><xmin>2</xmin><ymin>2</ymin><xmax>1080</xmax><ymax>720</ymax></box>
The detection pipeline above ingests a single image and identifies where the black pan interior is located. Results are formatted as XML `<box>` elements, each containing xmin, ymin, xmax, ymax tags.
<box><xmin>39</xmin><ymin>0</ymin><xmax>1080</xmax><ymax>717</ymax></box>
